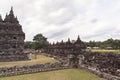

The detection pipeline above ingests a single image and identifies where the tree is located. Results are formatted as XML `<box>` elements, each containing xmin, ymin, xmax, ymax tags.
<box><xmin>24</xmin><ymin>41</ymin><xmax>33</xmax><ymax>49</ymax></box>
<box><xmin>86</xmin><ymin>38</ymin><xmax>120</xmax><ymax>49</ymax></box>
<box><xmin>32</xmin><ymin>34</ymin><xmax>49</xmax><ymax>50</ymax></box>
<box><xmin>87</xmin><ymin>41</ymin><xmax>96</xmax><ymax>47</ymax></box>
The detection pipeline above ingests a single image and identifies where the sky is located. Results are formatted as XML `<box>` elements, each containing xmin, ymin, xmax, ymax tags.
<box><xmin>0</xmin><ymin>0</ymin><xmax>120</xmax><ymax>42</ymax></box>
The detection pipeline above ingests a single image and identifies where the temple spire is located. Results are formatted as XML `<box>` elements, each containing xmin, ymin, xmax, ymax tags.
<box><xmin>60</xmin><ymin>40</ymin><xmax>64</xmax><ymax>45</ymax></box>
<box><xmin>0</xmin><ymin>15</ymin><xmax>3</xmax><ymax>22</ymax></box>
<box><xmin>9</xmin><ymin>6</ymin><xmax>15</xmax><ymax>20</ymax></box>
<box><xmin>5</xmin><ymin>13</ymin><xmax>8</xmax><ymax>17</ymax></box>
<box><xmin>4</xmin><ymin>7</ymin><xmax>19</xmax><ymax>23</ymax></box>
<box><xmin>4</xmin><ymin>13</ymin><xmax>9</xmax><ymax>22</ymax></box>
<box><xmin>75</xmin><ymin>35</ymin><xmax>81</xmax><ymax>44</ymax></box>
<box><xmin>15</xmin><ymin>16</ymin><xmax>19</xmax><ymax>23</ymax></box>
<box><xmin>68</xmin><ymin>38</ymin><xmax>71</xmax><ymax>43</ymax></box>
<box><xmin>77</xmin><ymin>35</ymin><xmax>81</xmax><ymax>41</ymax></box>
<box><xmin>53</xmin><ymin>42</ymin><xmax>55</xmax><ymax>45</ymax></box>
<box><xmin>66</xmin><ymin>38</ymin><xmax>71</xmax><ymax>44</ymax></box>
<box><xmin>61</xmin><ymin>40</ymin><xmax>64</xmax><ymax>43</ymax></box>
<box><xmin>56</xmin><ymin>41</ymin><xmax>59</xmax><ymax>45</ymax></box>
<box><xmin>10</xmin><ymin>6</ymin><xmax>14</xmax><ymax>15</ymax></box>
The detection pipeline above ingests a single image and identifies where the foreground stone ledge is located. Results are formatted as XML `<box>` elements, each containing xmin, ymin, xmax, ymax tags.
<box><xmin>0</xmin><ymin>62</ymin><xmax>68</xmax><ymax>77</ymax></box>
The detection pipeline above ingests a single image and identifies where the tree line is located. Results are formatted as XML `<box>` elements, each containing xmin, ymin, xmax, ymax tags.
<box><xmin>86</xmin><ymin>38</ymin><xmax>120</xmax><ymax>49</ymax></box>
<box><xmin>24</xmin><ymin>34</ymin><xmax>120</xmax><ymax>50</ymax></box>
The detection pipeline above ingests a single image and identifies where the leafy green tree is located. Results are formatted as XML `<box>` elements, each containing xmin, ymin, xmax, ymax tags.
<box><xmin>112</xmin><ymin>39</ymin><xmax>120</xmax><ymax>49</ymax></box>
<box><xmin>32</xmin><ymin>34</ymin><xmax>49</xmax><ymax>50</ymax></box>
<box><xmin>24</xmin><ymin>41</ymin><xmax>33</xmax><ymax>49</ymax></box>
<box><xmin>103</xmin><ymin>38</ymin><xmax>113</xmax><ymax>47</ymax></box>
<box><xmin>87</xmin><ymin>41</ymin><xmax>96</xmax><ymax>47</ymax></box>
<box><xmin>86</xmin><ymin>38</ymin><xmax>120</xmax><ymax>49</ymax></box>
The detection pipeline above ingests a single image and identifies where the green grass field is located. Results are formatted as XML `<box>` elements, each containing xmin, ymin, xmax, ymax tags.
<box><xmin>0</xmin><ymin>69</ymin><xmax>105</xmax><ymax>80</ymax></box>
<box><xmin>87</xmin><ymin>49</ymin><xmax>120</xmax><ymax>53</ymax></box>
<box><xmin>0</xmin><ymin>54</ymin><xmax>57</xmax><ymax>67</ymax></box>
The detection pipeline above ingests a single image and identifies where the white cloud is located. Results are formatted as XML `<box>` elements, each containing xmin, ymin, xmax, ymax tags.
<box><xmin>0</xmin><ymin>0</ymin><xmax>120</xmax><ymax>42</ymax></box>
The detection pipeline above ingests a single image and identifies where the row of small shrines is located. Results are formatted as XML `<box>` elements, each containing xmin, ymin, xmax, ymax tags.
<box><xmin>44</xmin><ymin>36</ymin><xmax>86</xmax><ymax>67</ymax></box>
<box><xmin>45</xmin><ymin>36</ymin><xmax>86</xmax><ymax>55</ymax></box>
<box><xmin>47</xmin><ymin>36</ymin><xmax>86</xmax><ymax>49</ymax></box>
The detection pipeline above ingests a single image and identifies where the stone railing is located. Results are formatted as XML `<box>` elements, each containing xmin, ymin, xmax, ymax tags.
<box><xmin>0</xmin><ymin>62</ymin><xmax>68</xmax><ymax>77</ymax></box>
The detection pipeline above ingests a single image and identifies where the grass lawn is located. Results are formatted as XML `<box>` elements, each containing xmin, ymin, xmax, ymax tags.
<box><xmin>87</xmin><ymin>49</ymin><xmax>120</xmax><ymax>53</ymax></box>
<box><xmin>0</xmin><ymin>69</ymin><xmax>105</xmax><ymax>80</ymax></box>
<box><xmin>0</xmin><ymin>54</ymin><xmax>57</xmax><ymax>67</ymax></box>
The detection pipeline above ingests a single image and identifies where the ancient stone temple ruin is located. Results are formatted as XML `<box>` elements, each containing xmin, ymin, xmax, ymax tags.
<box><xmin>0</xmin><ymin>7</ymin><xmax>29</xmax><ymax>61</ymax></box>
<box><xmin>45</xmin><ymin>36</ymin><xmax>86</xmax><ymax>67</ymax></box>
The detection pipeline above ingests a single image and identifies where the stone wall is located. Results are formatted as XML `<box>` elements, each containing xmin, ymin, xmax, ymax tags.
<box><xmin>44</xmin><ymin>37</ymin><xmax>120</xmax><ymax>79</ymax></box>
<box><xmin>0</xmin><ymin>53</ymin><xmax>29</xmax><ymax>62</ymax></box>
<box><xmin>0</xmin><ymin>62</ymin><xmax>68</xmax><ymax>77</ymax></box>
<box><xmin>81</xmin><ymin>52</ymin><xmax>120</xmax><ymax>79</ymax></box>
<box><xmin>79</xmin><ymin>64</ymin><xmax>120</xmax><ymax>80</ymax></box>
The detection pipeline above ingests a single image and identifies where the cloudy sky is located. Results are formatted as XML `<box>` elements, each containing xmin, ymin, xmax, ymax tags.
<box><xmin>0</xmin><ymin>0</ymin><xmax>120</xmax><ymax>42</ymax></box>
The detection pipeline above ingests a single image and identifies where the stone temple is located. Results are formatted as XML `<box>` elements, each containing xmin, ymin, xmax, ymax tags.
<box><xmin>0</xmin><ymin>7</ymin><xmax>29</xmax><ymax>61</ymax></box>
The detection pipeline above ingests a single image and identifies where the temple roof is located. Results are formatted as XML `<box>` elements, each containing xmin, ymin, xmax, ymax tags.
<box><xmin>60</xmin><ymin>40</ymin><xmax>64</xmax><ymax>45</ymax></box>
<box><xmin>66</xmin><ymin>38</ymin><xmax>71</xmax><ymax>44</ymax></box>
<box><xmin>75</xmin><ymin>35</ymin><xmax>81</xmax><ymax>44</ymax></box>
<box><xmin>4</xmin><ymin>7</ymin><xmax>19</xmax><ymax>23</ymax></box>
